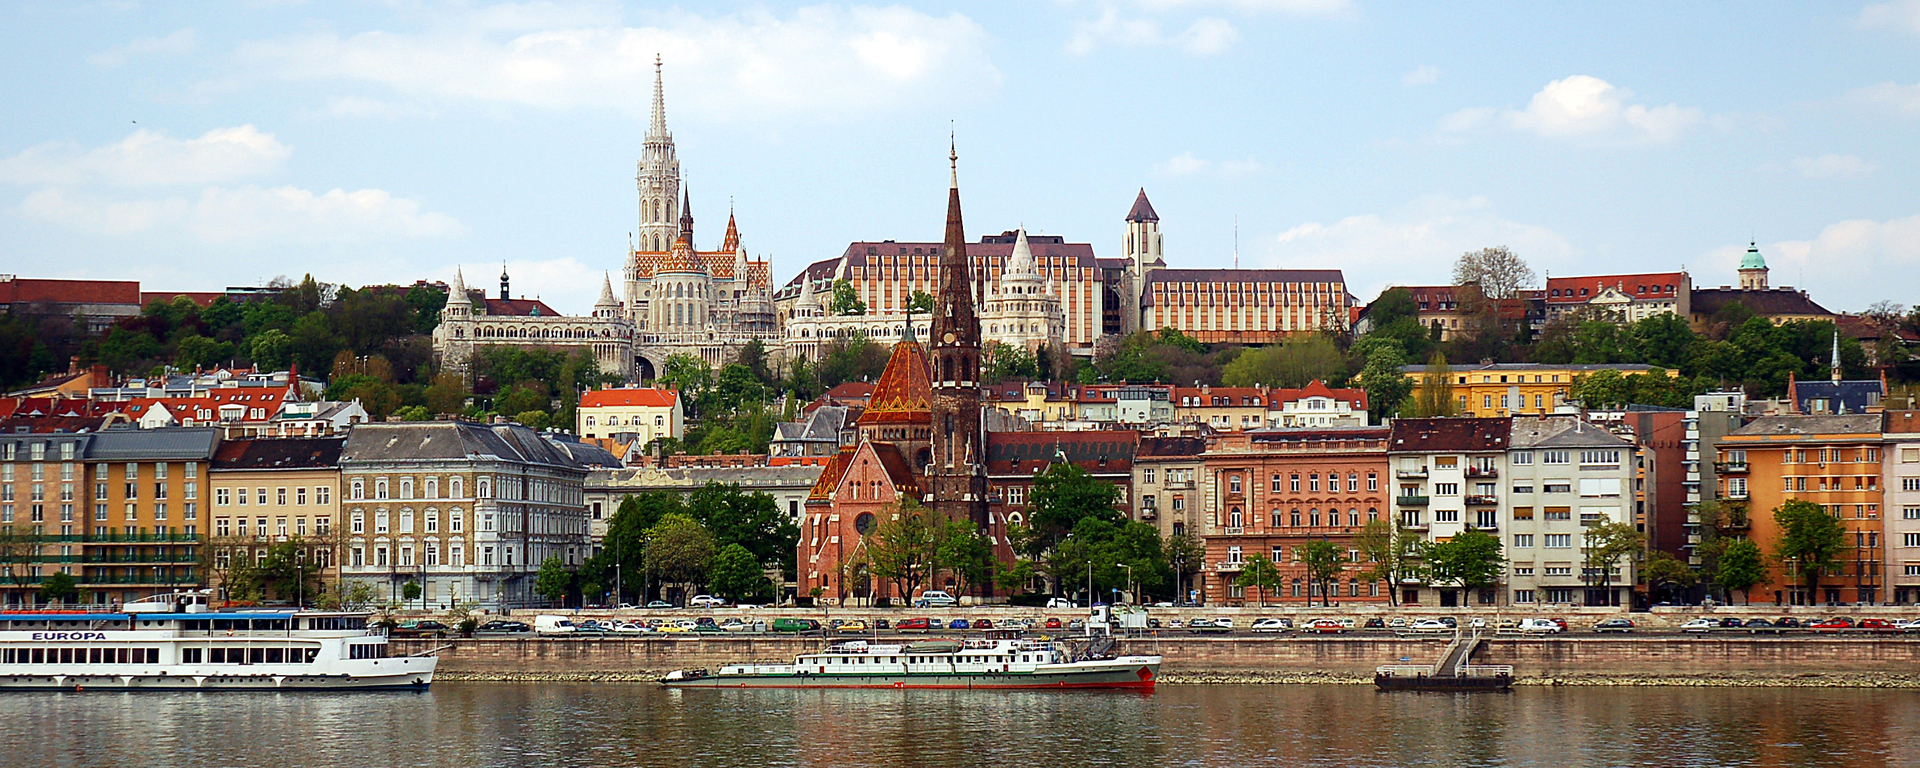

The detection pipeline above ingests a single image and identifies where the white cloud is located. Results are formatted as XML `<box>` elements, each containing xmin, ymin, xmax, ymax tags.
<box><xmin>233</xmin><ymin>4</ymin><xmax>1001</xmax><ymax>121</ymax></box>
<box><xmin>0</xmin><ymin>125</ymin><xmax>290</xmax><ymax>187</ymax></box>
<box><xmin>1152</xmin><ymin>151</ymin><xmax>1262</xmax><ymax>177</ymax></box>
<box><xmin>1</xmin><ymin>124</ymin><xmax>461</xmax><ymax>248</ymax></box>
<box><xmin>1134</xmin><ymin>0</ymin><xmax>1352</xmax><ymax>14</ymax></box>
<box><xmin>1402</xmin><ymin>65</ymin><xmax>1441</xmax><ymax>87</ymax></box>
<box><xmin>1849</xmin><ymin>81</ymin><xmax>1920</xmax><ymax>116</ymax></box>
<box><xmin>1442</xmin><ymin>75</ymin><xmax>1703</xmax><ymax>145</ymax></box>
<box><xmin>89</xmin><ymin>28</ymin><xmax>198</xmax><ymax>67</ymax></box>
<box><xmin>1067</xmin><ymin>6</ymin><xmax>1242</xmax><ymax>56</ymax></box>
<box><xmin>1266</xmin><ymin>194</ymin><xmax>1578</xmax><ymax>301</ymax></box>
<box><xmin>1859</xmin><ymin>0</ymin><xmax>1920</xmax><ymax>35</ymax></box>
<box><xmin>1791</xmin><ymin>154</ymin><xmax>1877</xmax><ymax>179</ymax></box>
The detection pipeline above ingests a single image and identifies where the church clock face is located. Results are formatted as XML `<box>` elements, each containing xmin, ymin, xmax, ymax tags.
<box><xmin>943</xmin><ymin>332</ymin><xmax>956</xmax><ymax>343</ymax></box>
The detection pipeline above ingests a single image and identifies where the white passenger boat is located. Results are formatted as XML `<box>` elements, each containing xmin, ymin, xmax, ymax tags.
<box><xmin>0</xmin><ymin>591</ymin><xmax>437</xmax><ymax>690</ymax></box>
<box><xmin>661</xmin><ymin>637</ymin><xmax>1161</xmax><ymax>690</ymax></box>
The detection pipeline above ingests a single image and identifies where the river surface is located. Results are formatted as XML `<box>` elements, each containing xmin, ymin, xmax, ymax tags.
<box><xmin>3</xmin><ymin>682</ymin><xmax>1917</xmax><ymax>767</ymax></box>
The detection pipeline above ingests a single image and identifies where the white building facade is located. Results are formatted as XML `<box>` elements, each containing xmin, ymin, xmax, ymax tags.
<box><xmin>1504</xmin><ymin>417</ymin><xmax>1637</xmax><ymax>607</ymax></box>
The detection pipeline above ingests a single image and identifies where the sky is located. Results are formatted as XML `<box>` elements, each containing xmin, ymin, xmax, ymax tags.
<box><xmin>3</xmin><ymin>0</ymin><xmax>1919</xmax><ymax>316</ymax></box>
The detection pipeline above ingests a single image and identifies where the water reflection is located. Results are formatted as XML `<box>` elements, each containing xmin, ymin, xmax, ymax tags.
<box><xmin>0</xmin><ymin>684</ymin><xmax>1915</xmax><ymax>768</ymax></box>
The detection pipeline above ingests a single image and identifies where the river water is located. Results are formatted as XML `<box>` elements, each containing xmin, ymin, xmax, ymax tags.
<box><xmin>3</xmin><ymin>683</ymin><xmax>1916</xmax><ymax>767</ymax></box>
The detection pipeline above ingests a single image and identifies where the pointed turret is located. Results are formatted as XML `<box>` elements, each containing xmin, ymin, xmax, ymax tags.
<box><xmin>722</xmin><ymin>209</ymin><xmax>741</xmax><ymax>253</ymax></box>
<box><xmin>797</xmin><ymin>270</ymin><xmax>817</xmax><ymax>313</ymax></box>
<box><xmin>448</xmin><ymin>267</ymin><xmax>470</xmax><ymax>304</ymax></box>
<box><xmin>1006</xmin><ymin>227</ymin><xmax>1036</xmax><ymax>275</ymax></box>
<box><xmin>678</xmin><ymin>186</ymin><xmax>694</xmax><ymax>244</ymax></box>
<box><xmin>1125</xmin><ymin>188</ymin><xmax>1159</xmax><ymax>223</ymax></box>
<box><xmin>499</xmin><ymin>262</ymin><xmax>511</xmax><ymax>301</ymax></box>
<box><xmin>648</xmin><ymin>54</ymin><xmax>669</xmax><ymax>142</ymax></box>
<box><xmin>595</xmin><ymin>272</ymin><xmax>619</xmax><ymax>318</ymax></box>
<box><xmin>1832</xmin><ymin>330</ymin><xmax>1843</xmax><ymax>383</ymax></box>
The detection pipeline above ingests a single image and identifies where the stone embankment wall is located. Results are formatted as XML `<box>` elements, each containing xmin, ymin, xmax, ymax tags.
<box><xmin>392</xmin><ymin>635</ymin><xmax>1920</xmax><ymax>686</ymax></box>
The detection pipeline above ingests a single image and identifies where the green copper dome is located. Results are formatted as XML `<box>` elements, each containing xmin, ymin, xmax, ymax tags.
<box><xmin>1739</xmin><ymin>242</ymin><xmax>1767</xmax><ymax>270</ymax></box>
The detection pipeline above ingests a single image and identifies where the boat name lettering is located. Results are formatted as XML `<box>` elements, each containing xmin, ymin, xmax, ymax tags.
<box><xmin>30</xmin><ymin>632</ymin><xmax>109</xmax><ymax>641</ymax></box>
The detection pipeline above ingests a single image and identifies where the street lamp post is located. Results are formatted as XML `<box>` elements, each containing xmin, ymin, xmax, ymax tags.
<box><xmin>1118</xmin><ymin>563</ymin><xmax>1134</xmax><ymax>605</ymax></box>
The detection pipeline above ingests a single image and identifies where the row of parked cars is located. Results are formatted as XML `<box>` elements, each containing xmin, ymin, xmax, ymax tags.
<box><xmin>1676</xmin><ymin>616</ymin><xmax>1920</xmax><ymax>634</ymax></box>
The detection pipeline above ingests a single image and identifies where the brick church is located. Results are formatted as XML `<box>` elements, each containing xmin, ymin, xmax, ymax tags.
<box><xmin>798</xmin><ymin>146</ymin><xmax>1010</xmax><ymax>604</ymax></box>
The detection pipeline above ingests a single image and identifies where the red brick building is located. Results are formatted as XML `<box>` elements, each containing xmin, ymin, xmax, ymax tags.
<box><xmin>1200</xmin><ymin>427</ymin><xmax>1391</xmax><ymax>605</ymax></box>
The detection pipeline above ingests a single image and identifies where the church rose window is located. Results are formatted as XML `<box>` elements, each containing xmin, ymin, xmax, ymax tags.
<box><xmin>854</xmin><ymin>513</ymin><xmax>875</xmax><ymax>536</ymax></box>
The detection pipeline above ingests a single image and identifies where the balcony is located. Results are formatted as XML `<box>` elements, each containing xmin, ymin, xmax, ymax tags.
<box><xmin>85</xmin><ymin>532</ymin><xmax>201</xmax><ymax>543</ymax></box>
<box><xmin>83</xmin><ymin>552</ymin><xmax>200</xmax><ymax>564</ymax></box>
<box><xmin>1137</xmin><ymin>510</ymin><xmax>1157</xmax><ymax>521</ymax></box>
<box><xmin>1464</xmin><ymin>523</ymin><xmax>1498</xmax><ymax>533</ymax></box>
<box><xmin>1216</xmin><ymin>561</ymin><xmax>1243</xmax><ymax>572</ymax></box>
<box><xmin>1394</xmin><ymin>468</ymin><xmax>1429</xmax><ymax>480</ymax></box>
<box><xmin>1465</xmin><ymin>494</ymin><xmax>1499</xmax><ymax>506</ymax></box>
<box><xmin>1396</xmin><ymin>495</ymin><xmax>1430</xmax><ymax>507</ymax></box>
<box><xmin>1165</xmin><ymin>480</ymin><xmax>1196</xmax><ymax>490</ymax></box>
<box><xmin>1222</xmin><ymin>527</ymin><xmax>1246</xmax><ymax>536</ymax></box>
<box><xmin>1399</xmin><ymin>521</ymin><xmax>1430</xmax><ymax>531</ymax></box>
<box><xmin>1715</xmin><ymin>461</ymin><xmax>1749</xmax><ymax>474</ymax></box>
<box><xmin>1466</xmin><ymin>466</ymin><xmax>1499</xmax><ymax>479</ymax></box>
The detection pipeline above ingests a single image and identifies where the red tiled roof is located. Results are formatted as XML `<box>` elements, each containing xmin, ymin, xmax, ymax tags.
<box><xmin>1389</xmin><ymin>417</ymin><xmax>1512</xmax><ymax>453</ymax></box>
<box><xmin>856</xmin><ymin>339</ymin><xmax>931</xmax><ymax>427</ymax></box>
<box><xmin>1270</xmin><ymin>380</ymin><xmax>1369</xmax><ymax>411</ymax></box>
<box><xmin>807</xmin><ymin>447</ymin><xmax>855</xmax><ymax>501</ymax></box>
<box><xmin>822</xmin><ymin>382</ymin><xmax>874</xmax><ymax>401</ymax></box>
<box><xmin>482</xmin><ymin>297</ymin><xmax>562</xmax><ymax>317</ymax></box>
<box><xmin>0</xmin><ymin>278</ymin><xmax>141</xmax><ymax>306</ymax></box>
<box><xmin>580</xmin><ymin>388</ymin><xmax>678</xmax><ymax>408</ymax></box>
<box><xmin>1545</xmin><ymin>273</ymin><xmax>1686</xmax><ymax>304</ymax></box>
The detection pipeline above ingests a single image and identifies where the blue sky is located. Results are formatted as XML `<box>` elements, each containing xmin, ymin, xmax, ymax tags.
<box><xmin>3</xmin><ymin>1</ymin><xmax>1918</xmax><ymax>315</ymax></box>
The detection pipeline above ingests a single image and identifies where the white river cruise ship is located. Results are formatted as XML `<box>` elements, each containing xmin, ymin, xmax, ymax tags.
<box><xmin>0</xmin><ymin>591</ymin><xmax>437</xmax><ymax>691</ymax></box>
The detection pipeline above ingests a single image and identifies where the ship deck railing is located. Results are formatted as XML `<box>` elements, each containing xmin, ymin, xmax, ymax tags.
<box><xmin>1376</xmin><ymin>664</ymin><xmax>1512</xmax><ymax>678</ymax></box>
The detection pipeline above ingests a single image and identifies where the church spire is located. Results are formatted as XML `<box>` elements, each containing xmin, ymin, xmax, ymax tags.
<box><xmin>930</xmin><ymin>134</ymin><xmax>988</xmax><ymax>539</ymax></box>
<box><xmin>1832</xmin><ymin>329</ymin><xmax>1843</xmax><ymax>383</ymax></box>
<box><xmin>679</xmin><ymin>185</ymin><xmax>694</xmax><ymax>244</ymax></box>
<box><xmin>649</xmin><ymin>54</ymin><xmax>668</xmax><ymax>140</ymax></box>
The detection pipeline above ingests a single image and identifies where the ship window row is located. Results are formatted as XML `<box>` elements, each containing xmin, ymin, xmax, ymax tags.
<box><xmin>176</xmin><ymin>619</ymin><xmax>292</xmax><ymax>632</ymax></box>
<box><xmin>348</xmin><ymin>642</ymin><xmax>389</xmax><ymax>659</ymax></box>
<box><xmin>3</xmin><ymin>647</ymin><xmax>159</xmax><ymax>664</ymax></box>
<box><xmin>180</xmin><ymin>647</ymin><xmax>320</xmax><ymax>664</ymax></box>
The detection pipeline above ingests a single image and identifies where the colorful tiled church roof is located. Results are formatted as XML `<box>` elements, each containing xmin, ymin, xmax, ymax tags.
<box><xmin>855</xmin><ymin>338</ymin><xmax>932</xmax><ymax>426</ymax></box>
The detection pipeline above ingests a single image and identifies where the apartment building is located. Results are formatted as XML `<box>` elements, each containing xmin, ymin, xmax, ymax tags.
<box><xmin>206</xmin><ymin>437</ymin><xmax>344</xmax><ymax>600</ymax></box>
<box><xmin>1505</xmin><ymin>417</ymin><xmax>1637</xmax><ymax>607</ymax></box>
<box><xmin>1134</xmin><ymin>436</ymin><xmax>1206</xmax><ymax>540</ymax></box>
<box><xmin>1401</xmin><ymin>362</ymin><xmax>1671</xmax><ymax>418</ymax></box>
<box><xmin>1883</xmin><ymin>411</ymin><xmax>1920</xmax><ymax>604</ymax></box>
<box><xmin>1386</xmin><ymin>417</ymin><xmax>1510</xmax><ymax>607</ymax></box>
<box><xmin>82</xmin><ymin>428</ymin><xmax>218</xmax><ymax>605</ymax></box>
<box><xmin>577</xmin><ymin>387</ymin><xmax>683</xmax><ymax>444</ymax></box>
<box><xmin>1173</xmin><ymin>386</ymin><xmax>1269</xmax><ymax>431</ymax></box>
<box><xmin>1718</xmin><ymin>415</ymin><xmax>1885</xmax><ymax>605</ymax></box>
<box><xmin>339</xmin><ymin>422</ymin><xmax>593</xmax><ymax>611</ymax></box>
<box><xmin>1200</xmin><ymin>427</ymin><xmax>1390</xmax><ymax>606</ymax></box>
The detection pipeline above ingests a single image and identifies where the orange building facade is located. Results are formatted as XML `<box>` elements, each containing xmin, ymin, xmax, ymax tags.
<box><xmin>1199</xmin><ymin>427</ymin><xmax>1391</xmax><ymax>606</ymax></box>
<box><xmin>1717</xmin><ymin>414</ymin><xmax>1885</xmax><ymax>605</ymax></box>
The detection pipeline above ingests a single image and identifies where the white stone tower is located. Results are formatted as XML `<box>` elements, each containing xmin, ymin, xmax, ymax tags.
<box><xmin>1122</xmin><ymin>188</ymin><xmax>1164</xmax><ymax>334</ymax></box>
<box><xmin>635</xmin><ymin>56</ymin><xmax>682</xmax><ymax>257</ymax></box>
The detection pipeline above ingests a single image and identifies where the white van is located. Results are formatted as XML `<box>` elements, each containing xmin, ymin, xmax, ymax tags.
<box><xmin>1517</xmin><ymin>618</ymin><xmax>1562</xmax><ymax>635</ymax></box>
<box><xmin>534</xmin><ymin>615</ymin><xmax>578</xmax><ymax>635</ymax></box>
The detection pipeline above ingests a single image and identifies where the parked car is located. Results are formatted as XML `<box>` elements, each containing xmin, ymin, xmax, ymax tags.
<box><xmin>1436</xmin><ymin>617</ymin><xmax>1458</xmax><ymax>629</ymax></box>
<box><xmin>1743</xmin><ymin>618</ymin><xmax>1779</xmax><ymax>634</ymax></box>
<box><xmin>1517</xmin><ymin>618</ymin><xmax>1563</xmax><ymax>635</ymax></box>
<box><xmin>1066</xmin><ymin>619</ymin><xmax>1086</xmax><ymax>631</ymax></box>
<box><xmin>833</xmin><ymin>620</ymin><xmax>870</xmax><ymax>634</ymax></box>
<box><xmin>1410</xmin><ymin>619</ymin><xmax>1451</xmax><ymax>634</ymax></box>
<box><xmin>1044</xmin><ymin>617</ymin><xmax>1063</xmax><ymax>630</ymax></box>
<box><xmin>1899</xmin><ymin>618</ymin><xmax>1920</xmax><ymax>633</ymax></box>
<box><xmin>1810</xmin><ymin>617</ymin><xmax>1856</xmax><ymax>633</ymax></box>
<box><xmin>896</xmin><ymin>617</ymin><xmax>933</xmax><ymax>632</ymax></box>
<box><xmin>970</xmin><ymin>619</ymin><xmax>994</xmax><ymax>630</ymax></box>
<box><xmin>1775</xmin><ymin>617</ymin><xmax>1803</xmax><ymax>629</ymax></box>
<box><xmin>1549</xmin><ymin>618</ymin><xmax>1569</xmax><ymax>631</ymax></box>
<box><xmin>533</xmin><ymin>615</ymin><xmax>578</xmax><ymax>635</ymax></box>
<box><xmin>1305</xmin><ymin>619</ymin><xmax>1346</xmax><ymax>634</ymax></box>
<box><xmin>1250</xmin><ymin>618</ymin><xmax>1292</xmax><ymax>633</ymax></box>
<box><xmin>1001</xmin><ymin>619</ymin><xmax>1032</xmax><ymax>631</ymax></box>
<box><xmin>1593</xmin><ymin>618</ymin><xmax>1635</xmax><ymax>634</ymax></box>
<box><xmin>1718</xmin><ymin>617</ymin><xmax>1745</xmax><ymax>628</ymax></box>
<box><xmin>948</xmin><ymin>619</ymin><xmax>971</xmax><ymax>630</ymax></box>
<box><xmin>693</xmin><ymin>617</ymin><xmax>718</xmax><ymax>628</ymax></box>
<box><xmin>1045</xmin><ymin>598</ymin><xmax>1075</xmax><ymax>609</ymax></box>
<box><xmin>716</xmin><ymin>619</ymin><xmax>748</xmax><ymax>632</ymax></box>
<box><xmin>915</xmin><ymin>590</ymin><xmax>959</xmax><ymax>608</ymax></box>
<box><xmin>1363</xmin><ymin>617</ymin><xmax>1386</xmax><ymax>629</ymax></box>
<box><xmin>1388</xmin><ymin>617</ymin><xmax>1409</xmax><ymax>629</ymax></box>
<box><xmin>1188</xmin><ymin>618</ymin><xmax>1229</xmax><ymax>634</ymax></box>
<box><xmin>390</xmin><ymin>620</ymin><xmax>451</xmax><ymax>638</ymax></box>
<box><xmin>645</xmin><ymin>600</ymin><xmax>672</xmax><ymax>609</ymax></box>
<box><xmin>688</xmin><ymin>595</ymin><xmax>726</xmax><ymax>609</ymax></box>
<box><xmin>1679</xmin><ymin>618</ymin><xmax>1716</xmax><ymax>634</ymax></box>
<box><xmin>1466</xmin><ymin>617</ymin><xmax>1487</xmax><ymax>629</ymax></box>
<box><xmin>1857</xmin><ymin>618</ymin><xmax>1900</xmax><ymax>633</ymax></box>
<box><xmin>770</xmin><ymin>618</ymin><xmax>821</xmax><ymax>633</ymax></box>
<box><xmin>476</xmin><ymin>620</ymin><xmax>530</xmax><ymax>634</ymax></box>
<box><xmin>610</xmin><ymin>620</ymin><xmax>647</xmax><ymax>634</ymax></box>
<box><xmin>1166</xmin><ymin>618</ymin><xmax>1185</xmax><ymax>629</ymax></box>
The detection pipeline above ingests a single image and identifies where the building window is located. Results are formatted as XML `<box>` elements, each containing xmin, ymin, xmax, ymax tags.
<box><xmin>1367</xmin><ymin>473</ymin><xmax>1377</xmax><ymax>491</ymax></box>
<box><xmin>1544</xmin><ymin>534</ymin><xmax>1572</xmax><ymax>548</ymax></box>
<box><xmin>1513</xmin><ymin>534</ymin><xmax>1534</xmax><ymax>547</ymax></box>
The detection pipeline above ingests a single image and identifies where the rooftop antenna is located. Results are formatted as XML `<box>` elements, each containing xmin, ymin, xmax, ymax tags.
<box><xmin>1233</xmin><ymin>215</ymin><xmax>1239</xmax><ymax>270</ymax></box>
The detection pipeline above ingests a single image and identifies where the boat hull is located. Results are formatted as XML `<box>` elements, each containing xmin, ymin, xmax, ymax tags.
<box><xmin>665</xmin><ymin>660</ymin><xmax>1159</xmax><ymax>690</ymax></box>
<box><xmin>1373</xmin><ymin>674</ymin><xmax>1511</xmax><ymax>692</ymax></box>
<box><xmin>0</xmin><ymin>660</ymin><xmax>437</xmax><ymax>691</ymax></box>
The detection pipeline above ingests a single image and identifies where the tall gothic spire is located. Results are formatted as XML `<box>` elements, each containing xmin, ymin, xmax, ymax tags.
<box><xmin>930</xmin><ymin>133</ymin><xmax>988</xmax><ymax>537</ymax></box>
<box><xmin>1832</xmin><ymin>330</ymin><xmax>1843</xmax><ymax>383</ymax></box>
<box><xmin>649</xmin><ymin>54</ymin><xmax>669</xmax><ymax>140</ymax></box>
<box><xmin>679</xmin><ymin>185</ymin><xmax>694</xmax><ymax>243</ymax></box>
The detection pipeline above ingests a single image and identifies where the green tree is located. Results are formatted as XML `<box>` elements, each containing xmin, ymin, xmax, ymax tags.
<box><xmin>1221</xmin><ymin>333</ymin><xmax>1348</xmax><ymax>388</ymax></box>
<box><xmin>934</xmin><ymin>517</ymin><xmax>994</xmax><ymax>599</ymax></box>
<box><xmin>708</xmin><ymin>543</ymin><xmax>771</xmax><ymax>604</ymax></box>
<box><xmin>1234</xmin><ymin>554</ymin><xmax>1282</xmax><ymax>605</ymax></box>
<box><xmin>645</xmin><ymin>513</ymin><xmax>716</xmax><ymax>604</ymax></box>
<box><xmin>1717</xmin><ymin>539</ymin><xmax>1769</xmax><ymax>605</ymax></box>
<box><xmin>173</xmin><ymin>334</ymin><xmax>234</xmax><ymax>371</ymax></box>
<box><xmin>737</xmin><ymin>338</ymin><xmax>775</xmax><ymax>384</ymax></box>
<box><xmin>865</xmin><ymin>498</ymin><xmax>940</xmax><ymax>602</ymax></box>
<box><xmin>534</xmin><ymin>556</ymin><xmax>573</xmax><ymax>606</ymax></box>
<box><xmin>1452</xmin><ymin>245</ymin><xmax>1536</xmax><ymax>300</ymax></box>
<box><xmin>816</xmin><ymin>333</ymin><xmax>891</xmax><ymax>389</ymax></box>
<box><xmin>39</xmin><ymin>571</ymin><xmax>79</xmax><ymax>605</ymax></box>
<box><xmin>658</xmin><ymin>353</ymin><xmax>715</xmax><ymax>419</ymax></box>
<box><xmin>1773</xmin><ymin>498</ymin><xmax>1846</xmax><ymax>602</ymax></box>
<box><xmin>1027</xmin><ymin>462</ymin><xmax>1121</xmax><ymax>552</ymax></box>
<box><xmin>684</xmin><ymin>482</ymin><xmax>798</xmax><ymax>580</ymax></box>
<box><xmin>1299</xmin><ymin>540</ymin><xmax>1345</xmax><ymax>607</ymax></box>
<box><xmin>255</xmin><ymin>540</ymin><xmax>324</xmax><ymax>604</ymax></box>
<box><xmin>1353</xmin><ymin>337</ymin><xmax>1413</xmax><ymax>423</ymax></box>
<box><xmin>1411</xmin><ymin>351</ymin><xmax>1458</xmax><ymax>417</ymax></box>
<box><xmin>1163</xmin><ymin>530</ymin><xmax>1205</xmax><ymax>603</ymax></box>
<box><xmin>401</xmin><ymin>579</ymin><xmax>424</xmax><ymax>606</ymax></box>
<box><xmin>828</xmin><ymin>279</ymin><xmax>867</xmax><ymax>316</ymax></box>
<box><xmin>1425</xmin><ymin>528</ymin><xmax>1504</xmax><ymax>602</ymax></box>
<box><xmin>424</xmin><ymin>372</ymin><xmax>471</xmax><ymax>415</ymax></box>
<box><xmin>1355</xmin><ymin>519</ymin><xmax>1424</xmax><ymax>606</ymax></box>
<box><xmin>1581</xmin><ymin>521</ymin><xmax>1644</xmax><ymax>606</ymax></box>
<box><xmin>1641</xmin><ymin>550</ymin><xmax>1698</xmax><ymax>604</ymax></box>
<box><xmin>983</xmin><ymin>341</ymin><xmax>1040</xmax><ymax>383</ymax></box>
